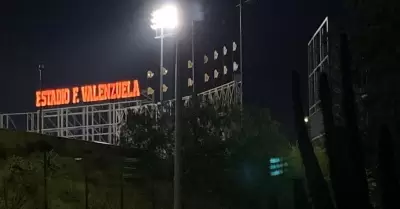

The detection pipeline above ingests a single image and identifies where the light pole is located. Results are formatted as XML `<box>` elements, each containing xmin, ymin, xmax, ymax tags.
<box><xmin>38</xmin><ymin>64</ymin><xmax>48</xmax><ymax>209</ymax></box>
<box><xmin>150</xmin><ymin>4</ymin><xmax>181</xmax><ymax>209</ymax></box>
<box><xmin>151</xmin><ymin>4</ymin><xmax>178</xmax><ymax>102</ymax></box>
<box><xmin>173</xmin><ymin>36</ymin><xmax>181</xmax><ymax>209</ymax></box>
<box><xmin>160</xmin><ymin>27</ymin><xmax>164</xmax><ymax>102</ymax></box>
<box><xmin>191</xmin><ymin>20</ymin><xmax>195</xmax><ymax>93</ymax></box>
<box><xmin>236</xmin><ymin>0</ymin><xmax>252</xmax><ymax>107</ymax></box>
<box><xmin>239</xmin><ymin>0</ymin><xmax>244</xmax><ymax>108</ymax></box>
<box><xmin>38</xmin><ymin>64</ymin><xmax>44</xmax><ymax>134</ymax></box>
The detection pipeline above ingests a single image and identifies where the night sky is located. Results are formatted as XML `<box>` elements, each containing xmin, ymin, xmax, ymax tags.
<box><xmin>1</xmin><ymin>0</ymin><xmax>331</xmax><ymax>139</ymax></box>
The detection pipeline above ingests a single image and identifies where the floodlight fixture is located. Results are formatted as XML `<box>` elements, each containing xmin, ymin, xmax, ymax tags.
<box><xmin>150</xmin><ymin>4</ymin><xmax>179</xmax><ymax>30</ymax></box>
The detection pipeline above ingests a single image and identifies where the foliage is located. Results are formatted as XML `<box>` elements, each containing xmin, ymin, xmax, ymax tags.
<box><xmin>0</xmin><ymin>129</ymin><xmax>155</xmax><ymax>209</ymax></box>
<box><xmin>0</xmin><ymin>155</ymin><xmax>39</xmax><ymax>209</ymax></box>
<box><xmin>314</xmin><ymin>147</ymin><xmax>329</xmax><ymax>179</ymax></box>
<box><xmin>0</xmin><ymin>146</ymin><xmax>147</xmax><ymax>209</ymax></box>
<box><xmin>286</xmin><ymin>145</ymin><xmax>329</xmax><ymax>179</ymax></box>
<box><xmin>122</xmin><ymin>99</ymin><xmax>293</xmax><ymax>209</ymax></box>
<box><xmin>286</xmin><ymin>146</ymin><xmax>304</xmax><ymax>179</ymax></box>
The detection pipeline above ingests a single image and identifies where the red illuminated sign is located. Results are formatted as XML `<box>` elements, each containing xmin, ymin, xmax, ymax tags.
<box><xmin>36</xmin><ymin>80</ymin><xmax>140</xmax><ymax>107</ymax></box>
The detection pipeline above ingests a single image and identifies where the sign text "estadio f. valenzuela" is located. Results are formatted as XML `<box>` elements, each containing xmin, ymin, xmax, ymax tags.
<box><xmin>36</xmin><ymin>80</ymin><xmax>140</xmax><ymax>107</ymax></box>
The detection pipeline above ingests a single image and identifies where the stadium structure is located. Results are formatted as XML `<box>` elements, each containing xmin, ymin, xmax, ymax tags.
<box><xmin>307</xmin><ymin>17</ymin><xmax>344</xmax><ymax>144</ymax></box>
<box><xmin>0</xmin><ymin>42</ymin><xmax>242</xmax><ymax>145</ymax></box>
<box><xmin>308</xmin><ymin>14</ymin><xmax>369</xmax><ymax>145</ymax></box>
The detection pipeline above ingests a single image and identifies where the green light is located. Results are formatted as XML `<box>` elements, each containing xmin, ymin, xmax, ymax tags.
<box><xmin>269</xmin><ymin>157</ymin><xmax>288</xmax><ymax>177</ymax></box>
<box><xmin>269</xmin><ymin>157</ymin><xmax>281</xmax><ymax>164</ymax></box>
<box><xmin>270</xmin><ymin>170</ymin><xmax>283</xmax><ymax>176</ymax></box>
<box><xmin>269</xmin><ymin>163</ymin><xmax>284</xmax><ymax>170</ymax></box>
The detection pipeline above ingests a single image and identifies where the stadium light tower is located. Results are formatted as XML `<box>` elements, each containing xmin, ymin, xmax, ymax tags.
<box><xmin>151</xmin><ymin>4</ymin><xmax>182</xmax><ymax>209</ymax></box>
<box><xmin>151</xmin><ymin>4</ymin><xmax>179</xmax><ymax>102</ymax></box>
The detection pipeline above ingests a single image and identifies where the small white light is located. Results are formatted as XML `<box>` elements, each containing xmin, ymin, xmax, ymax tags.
<box><xmin>214</xmin><ymin>50</ymin><xmax>219</xmax><ymax>60</ymax></box>
<box><xmin>204</xmin><ymin>73</ymin><xmax>209</xmax><ymax>82</ymax></box>
<box><xmin>188</xmin><ymin>60</ymin><xmax>193</xmax><ymax>69</ymax></box>
<box><xmin>214</xmin><ymin>69</ymin><xmax>219</xmax><ymax>78</ymax></box>
<box><xmin>147</xmin><ymin>87</ymin><xmax>155</xmax><ymax>95</ymax></box>
<box><xmin>162</xmin><ymin>84</ymin><xmax>168</xmax><ymax>92</ymax></box>
<box><xmin>233</xmin><ymin>62</ymin><xmax>239</xmax><ymax>72</ymax></box>
<box><xmin>188</xmin><ymin>78</ymin><xmax>194</xmax><ymax>87</ymax></box>
<box><xmin>304</xmin><ymin>117</ymin><xmax>309</xmax><ymax>123</ymax></box>
<box><xmin>223</xmin><ymin>66</ymin><xmax>228</xmax><ymax>75</ymax></box>
<box><xmin>147</xmin><ymin>70</ymin><xmax>154</xmax><ymax>79</ymax></box>
<box><xmin>162</xmin><ymin>67</ymin><xmax>168</xmax><ymax>75</ymax></box>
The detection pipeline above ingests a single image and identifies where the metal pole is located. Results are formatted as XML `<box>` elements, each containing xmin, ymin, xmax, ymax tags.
<box><xmin>84</xmin><ymin>161</ymin><xmax>88</xmax><ymax>209</ymax></box>
<box><xmin>120</xmin><ymin>153</ymin><xmax>124</xmax><ymax>209</ymax></box>
<box><xmin>239</xmin><ymin>0</ymin><xmax>244</xmax><ymax>108</ymax></box>
<box><xmin>174</xmin><ymin>36</ymin><xmax>181</xmax><ymax>209</ymax></box>
<box><xmin>43</xmin><ymin>151</ymin><xmax>48</xmax><ymax>209</ymax></box>
<box><xmin>39</xmin><ymin>65</ymin><xmax>43</xmax><ymax>134</ymax></box>
<box><xmin>39</xmin><ymin>64</ymin><xmax>48</xmax><ymax>209</ymax></box>
<box><xmin>160</xmin><ymin>28</ymin><xmax>164</xmax><ymax>102</ymax></box>
<box><xmin>191</xmin><ymin>21</ymin><xmax>195</xmax><ymax>93</ymax></box>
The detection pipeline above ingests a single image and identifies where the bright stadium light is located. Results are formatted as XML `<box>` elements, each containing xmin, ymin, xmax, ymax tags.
<box><xmin>150</xmin><ymin>4</ymin><xmax>179</xmax><ymax>30</ymax></box>
<box><xmin>150</xmin><ymin>3</ymin><xmax>179</xmax><ymax>102</ymax></box>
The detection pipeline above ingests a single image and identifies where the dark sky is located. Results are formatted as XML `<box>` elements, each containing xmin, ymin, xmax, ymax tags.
<box><xmin>1</xmin><ymin>0</ymin><xmax>331</xmax><ymax>138</ymax></box>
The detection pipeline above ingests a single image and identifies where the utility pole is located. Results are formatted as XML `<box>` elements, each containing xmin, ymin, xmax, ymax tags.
<box><xmin>191</xmin><ymin>21</ymin><xmax>195</xmax><ymax>93</ymax></box>
<box><xmin>174</xmin><ymin>36</ymin><xmax>182</xmax><ymax>209</ymax></box>
<box><xmin>38</xmin><ymin>64</ymin><xmax>48</xmax><ymax>209</ymax></box>
<box><xmin>43</xmin><ymin>146</ymin><xmax>48</xmax><ymax>209</ymax></box>
<box><xmin>237</xmin><ymin>0</ymin><xmax>251</xmax><ymax>108</ymax></box>
<box><xmin>239</xmin><ymin>0</ymin><xmax>243</xmax><ymax>108</ymax></box>
<box><xmin>84</xmin><ymin>161</ymin><xmax>88</xmax><ymax>209</ymax></box>
<box><xmin>120</xmin><ymin>147</ymin><xmax>124</xmax><ymax>209</ymax></box>
<box><xmin>160</xmin><ymin>28</ymin><xmax>164</xmax><ymax>102</ymax></box>
<box><xmin>38</xmin><ymin>64</ymin><xmax>44</xmax><ymax>134</ymax></box>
